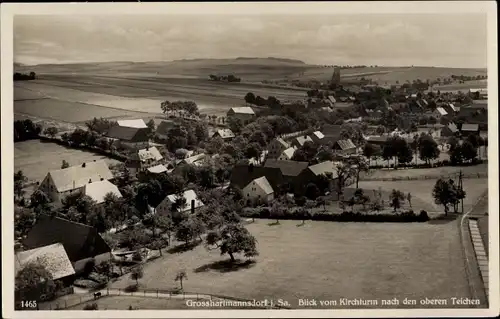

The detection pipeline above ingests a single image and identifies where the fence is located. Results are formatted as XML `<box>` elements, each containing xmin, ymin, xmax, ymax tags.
<box><xmin>41</xmin><ymin>287</ymin><xmax>290</xmax><ymax>310</ymax></box>
<box><xmin>360</xmin><ymin>172</ymin><xmax>488</xmax><ymax>182</ymax></box>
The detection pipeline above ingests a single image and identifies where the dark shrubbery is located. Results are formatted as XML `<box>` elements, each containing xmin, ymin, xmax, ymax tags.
<box><xmin>241</xmin><ymin>207</ymin><xmax>429</xmax><ymax>223</ymax></box>
<box><xmin>14</xmin><ymin>120</ymin><xmax>42</xmax><ymax>142</ymax></box>
<box><xmin>83</xmin><ymin>303</ymin><xmax>99</xmax><ymax>310</ymax></box>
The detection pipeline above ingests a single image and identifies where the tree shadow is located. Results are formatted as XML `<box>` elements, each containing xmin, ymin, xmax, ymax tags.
<box><xmin>296</xmin><ymin>222</ymin><xmax>306</xmax><ymax>227</ymax></box>
<box><xmin>428</xmin><ymin>212</ymin><xmax>460</xmax><ymax>224</ymax></box>
<box><xmin>267</xmin><ymin>221</ymin><xmax>281</xmax><ymax>226</ymax></box>
<box><xmin>194</xmin><ymin>259</ymin><xmax>256</xmax><ymax>273</ymax></box>
<box><xmin>166</xmin><ymin>239</ymin><xmax>201</xmax><ymax>254</ymax></box>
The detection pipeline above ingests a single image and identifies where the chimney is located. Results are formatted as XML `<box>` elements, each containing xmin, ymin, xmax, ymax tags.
<box><xmin>191</xmin><ymin>199</ymin><xmax>195</xmax><ymax>214</ymax></box>
<box><xmin>88</xmin><ymin>179</ymin><xmax>92</xmax><ymax>183</ymax></box>
<box><xmin>82</xmin><ymin>163</ymin><xmax>86</xmax><ymax>168</ymax></box>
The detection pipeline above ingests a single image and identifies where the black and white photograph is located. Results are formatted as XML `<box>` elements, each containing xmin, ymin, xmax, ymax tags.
<box><xmin>2</xmin><ymin>2</ymin><xmax>498</xmax><ymax>318</ymax></box>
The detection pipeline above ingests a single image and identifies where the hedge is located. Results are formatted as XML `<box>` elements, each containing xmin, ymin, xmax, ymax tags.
<box><xmin>39</xmin><ymin>136</ymin><xmax>127</xmax><ymax>161</ymax></box>
<box><xmin>241</xmin><ymin>207</ymin><xmax>430</xmax><ymax>223</ymax></box>
<box><xmin>369</xmin><ymin>158</ymin><xmax>484</xmax><ymax>170</ymax></box>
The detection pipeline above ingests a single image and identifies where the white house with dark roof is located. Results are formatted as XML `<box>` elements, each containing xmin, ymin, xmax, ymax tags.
<box><xmin>267</xmin><ymin>137</ymin><xmax>290</xmax><ymax>159</ymax></box>
<box><xmin>226</xmin><ymin>107</ymin><xmax>256</xmax><ymax>124</ymax></box>
<box><xmin>83</xmin><ymin>180</ymin><xmax>122</xmax><ymax>205</ymax></box>
<box><xmin>242</xmin><ymin>176</ymin><xmax>275</xmax><ymax>204</ymax></box>
<box><xmin>155</xmin><ymin>189</ymin><xmax>204</xmax><ymax>216</ymax></box>
<box><xmin>38</xmin><ymin>160</ymin><xmax>113</xmax><ymax>203</ymax></box>
<box><xmin>107</xmin><ymin>119</ymin><xmax>150</xmax><ymax>150</ymax></box>
<box><xmin>212</xmin><ymin>128</ymin><xmax>235</xmax><ymax>140</ymax></box>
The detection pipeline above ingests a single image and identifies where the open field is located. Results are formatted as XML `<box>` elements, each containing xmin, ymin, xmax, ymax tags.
<box><xmin>361</xmin><ymin>163</ymin><xmax>488</xmax><ymax>181</ymax></box>
<box><xmin>14</xmin><ymin>140</ymin><xmax>121</xmax><ymax>183</ymax></box>
<box><xmin>66</xmin><ymin>296</ymin><xmax>190</xmax><ymax>310</ymax></box>
<box><xmin>107</xmin><ymin>219</ymin><xmax>473</xmax><ymax>309</ymax></box>
<box><xmin>358</xmin><ymin>178</ymin><xmax>488</xmax><ymax>213</ymax></box>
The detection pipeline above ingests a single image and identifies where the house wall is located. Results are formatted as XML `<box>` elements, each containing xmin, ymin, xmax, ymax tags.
<box><xmin>227</xmin><ymin>113</ymin><xmax>255</xmax><ymax>125</ymax></box>
<box><xmin>267</xmin><ymin>140</ymin><xmax>287</xmax><ymax>159</ymax></box>
<box><xmin>242</xmin><ymin>181</ymin><xmax>274</xmax><ymax>203</ymax></box>
<box><xmin>278</xmin><ymin>153</ymin><xmax>291</xmax><ymax>161</ymax></box>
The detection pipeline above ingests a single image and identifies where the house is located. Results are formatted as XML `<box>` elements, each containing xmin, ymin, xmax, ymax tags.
<box><xmin>212</xmin><ymin>128</ymin><xmax>235</xmax><ymax>141</ymax></box>
<box><xmin>267</xmin><ymin>137</ymin><xmax>290</xmax><ymax>159</ymax></box>
<box><xmin>176</xmin><ymin>153</ymin><xmax>207</xmax><ymax>166</ymax></box>
<box><xmin>147</xmin><ymin>164</ymin><xmax>169</xmax><ymax>174</ymax></box>
<box><xmin>460</xmin><ymin>123</ymin><xmax>480</xmax><ymax>137</ymax></box>
<box><xmin>440</xmin><ymin>122</ymin><xmax>459</xmax><ymax>137</ymax></box>
<box><xmin>310</xmin><ymin>131</ymin><xmax>325</xmax><ymax>144</ymax></box>
<box><xmin>15</xmin><ymin>243</ymin><xmax>76</xmax><ymax>284</ymax></box>
<box><xmin>155</xmin><ymin>190</ymin><xmax>204</xmax><ymax>216</ymax></box>
<box><xmin>322</xmin><ymin>124</ymin><xmax>343</xmax><ymax>145</ymax></box>
<box><xmin>226</xmin><ymin>107</ymin><xmax>256</xmax><ymax>124</ymax></box>
<box><xmin>38</xmin><ymin>160</ymin><xmax>114</xmax><ymax>204</ymax></box>
<box><xmin>230</xmin><ymin>164</ymin><xmax>284</xmax><ymax>193</ymax></box>
<box><xmin>435</xmin><ymin>107</ymin><xmax>448</xmax><ymax>117</ymax></box>
<box><xmin>263</xmin><ymin>159</ymin><xmax>309</xmax><ymax>190</ymax></box>
<box><xmin>296</xmin><ymin>160</ymin><xmax>340</xmax><ymax>194</ymax></box>
<box><xmin>23</xmin><ymin>215</ymin><xmax>112</xmax><ymax>274</ymax></box>
<box><xmin>242</xmin><ymin>176</ymin><xmax>275</xmax><ymax>204</ymax></box>
<box><xmin>155</xmin><ymin>120</ymin><xmax>176</xmax><ymax>138</ymax></box>
<box><xmin>106</xmin><ymin>119</ymin><xmax>150</xmax><ymax>149</ymax></box>
<box><xmin>327</xmin><ymin>95</ymin><xmax>337</xmax><ymax>104</ymax></box>
<box><xmin>443</xmin><ymin>103</ymin><xmax>458</xmax><ymax>114</ymax></box>
<box><xmin>333</xmin><ymin>139</ymin><xmax>357</xmax><ymax>155</ymax></box>
<box><xmin>469</xmin><ymin>88</ymin><xmax>487</xmax><ymax>99</ymax></box>
<box><xmin>83</xmin><ymin>180</ymin><xmax>122</xmax><ymax>205</ymax></box>
<box><xmin>291</xmin><ymin>135</ymin><xmax>313</xmax><ymax>148</ymax></box>
<box><xmin>127</xmin><ymin>146</ymin><xmax>164</xmax><ymax>174</ymax></box>
<box><xmin>278</xmin><ymin>147</ymin><xmax>297</xmax><ymax>161</ymax></box>
<box><xmin>365</xmin><ymin>135</ymin><xmax>388</xmax><ymax>146</ymax></box>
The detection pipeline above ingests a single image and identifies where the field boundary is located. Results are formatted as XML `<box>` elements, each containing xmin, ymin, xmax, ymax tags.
<box><xmin>360</xmin><ymin>172</ymin><xmax>488</xmax><ymax>182</ymax></box>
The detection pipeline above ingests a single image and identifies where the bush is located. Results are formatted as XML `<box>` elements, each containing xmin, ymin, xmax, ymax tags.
<box><xmin>83</xmin><ymin>303</ymin><xmax>99</xmax><ymax>310</ymax></box>
<box><xmin>419</xmin><ymin>210</ymin><xmax>429</xmax><ymax>221</ymax></box>
<box><xmin>83</xmin><ymin>259</ymin><xmax>96</xmax><ymax>275</ymax></box>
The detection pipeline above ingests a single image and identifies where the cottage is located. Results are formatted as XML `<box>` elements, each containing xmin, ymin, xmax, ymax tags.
<box><xmin>242</xmin><ymin>176</ymin><xmax>275</xmax><ymax>204</ymax></box>
<box><xmin>127</xmin><ymin>146</ymin><xmax>164</xmax><ymax>174</ymax></box>
<box><xmin>38</xmin><ymin>160</ymin><xmax>114</xmax><ymax>203</ymax></box>
<box><xmin>461</xmin><ymin>123</ymin><xmax>480</xmax><ymax>137</ymax></box>
<box><xmin>267</xmin><ymin>137</ymin><xmax>290</xmax><ymax>159</ymax></box>
<box><xmin>106</xmin><ymin>119</ymin><xmax>150</xmax><ymax>149</ymax></box>
<box><xmin>23</xmin><ymin>215</ymin><xmax>112</xmax><ymax>274</ymax></box>
<box><xmin>291</xmin><ymin>135</ymin><xmax>314</xmax><ymax>148</ymax></box>
<box><xmin>365</xmin><ymin>135</ymin><xmax>388</xmax><ymax>146</ymax></box>
<box><xmin>278</xmin><ymin>147</ymin><xmax>297</xmax><ymax>161</ymax></box>
<box><xmin>226</xmin><ymin>107</ymin><xmax>256</xmax><ymax>124</ymax></box>
<box><xmin>83</xmin><ymin>180</ymin><xmax>122</xmax><ymax>205</ymax></box>
<box><xmin>212</xmin><ymin>128</ymin><xmax>235</xmax><ymax>141</ymax></box>
<box><xmin>155</xmin><ymin>189</ymin><xmax>204</xmax><ymax>216</ymax></box>
<box><xmin>333</xmin><ymin>139</ymin><xmax>357</xmax><ymax>155</ymax></box>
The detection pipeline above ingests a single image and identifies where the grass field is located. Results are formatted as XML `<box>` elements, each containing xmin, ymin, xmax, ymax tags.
<box><xmin>107</xmin><ymin>218</ymin><xmax>473</xmax><ymax>309</ymax></box>
<box><xmin>361</xmin><ymin>163</ymin><xmax>488</xmax><ymax>181</ymax></box>
<box><xmin>14</xmin><ymin>140</ymin><xmax>121</xmax><ymax>183</ymax></box>
<box><xmin>66</xmin><ymin>296</ymin><xmax>190</xmax><ymax>310</ymax></box>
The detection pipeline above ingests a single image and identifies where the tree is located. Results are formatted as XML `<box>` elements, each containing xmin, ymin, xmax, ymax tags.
<box><xmin>146</xmin><ymin>119</ymin><xmax>155</xmax><ymax>138</ymax></box>
<box><xmin>461</xmin><ymin>140</ymin><xmax>478</xmax><ymax>163</ymax></box>
<box><xmin>175</xmin><ymin>215</ymin><xmax>205</xmax><ymax>246</ymax></box>
<box><xmin>15</xmin><ymin>208</ymin><xmax>37</xmax><ymax>238</ymax></box>
<box><xmin>349</xmin><ymin>156</ymin><xmax>369</xmax><ymax>189</ymax></box>
<box><xmin>15</xmin><ymin>262</ymin><xmax>56</xmax><ymax>303</ymax></box>
<box><xmin>334</xmin><ymin>161</ymin><xmax>356</xmax><ymax>199</ymax></box>
<box><xmin>61</xmin><ymin>160</ymin><xmax>70</xmax><ymax>169</ymax></box>
<box><xmin>305</xmin><ymin>183</ymin><xmax>320</xmax><ymax>200</ymax></box>
<box><xmin>389</xmin><ymin>189</ymin><xmax>405</xmax><ymax>212</ymax></box>
<box><xmin>244</xmin><ymin>92</ymin><xmax>256</xmax><ymax>105</ymax></box>
<box><xmin>418</xmin><ymin>134</ymin><xmax>440</xmax><ymax>165</ymax></box>
<box><xmin>244</xmin><ymin>142</ymin><xmax>263</xmax><ymax>161</ymax></box>
<box><xmin>407</xmin><ymin>192</ymin><xmax>412</xmax><ymax>208</ymax></box>
<box><xmin>362</xmin><ymin>143</ymin><xmax>380</xmax><ymax>167</ymax></box>
<box><xmin>130</xmin><ymin>266</ymin><xmax>144</xmax><ymax>286</ymax></box>
<box><xmin>14</xmin><ymin>170</ymin><xmax>27</xmax><ymax>201</ymax></box>
<box><xmin>43</xmin><ymin>126</ymin><xmax>58</xmax><ymax>138</ymax></box>
<box><xmin>175</xmin><ymin>270</ymin><xmax>188</xmax><ymax>291</ymax></box>
<box><xmin>30</xmin><ymin>189</ymin><xmax>50</xmax><ymax>208</ymax></box>
<box><xmin>432</xmin><ymin>178</ymin><xmax>466</xmax><ymax>215</ymax></box>
<box><xmin>269</xmin><ymin>201</ymin><xmax>285</xmax><ymax>224</ymax></box>
<box><xmin>205</xmin><ymin>223</ymin><xmax>259</xmax><ymax>262</ymax></box>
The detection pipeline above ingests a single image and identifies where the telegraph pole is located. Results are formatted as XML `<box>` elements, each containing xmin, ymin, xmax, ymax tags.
<box><xmin>458</xmin><ymin>170</ymin><xmax>464</xmax><ymax>213</ymax></box>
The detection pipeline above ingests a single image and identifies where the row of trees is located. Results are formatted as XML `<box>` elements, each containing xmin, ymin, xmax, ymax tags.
<box><xmin>14</xmin><ymin>119</ymin><xmax>42</xmax><ymax>142</ymax></box>
<box><xmin>209</xmin><ymin>74</ymin><xmax>241</xmax><ymax>82</ymax></box>
<box><xmin>160</xmin><ymin>100</ymin><xmax>200</xmax><ymax>118</ymax></box>
<box><xmin>244</xmin><ymin>92</ymin><xmax>282</xmax><ymax>109</ymax></box>
<box><xmin>14</xmin><ymin>72</ymin><xmax>36</xmax><ymax>81</ymax></box>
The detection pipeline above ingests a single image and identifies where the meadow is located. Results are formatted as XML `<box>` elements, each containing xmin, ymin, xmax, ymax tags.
<box><xmin>361</xmin><ymin>163</ymin><xmax>488</xmax><ymax>181</ymax></box>
<box><xmin>14</xmin><ymin>140</ymin><xmax>121</xmax><ymax>183</ymax></box>
<box><xmin>65</xmin><ymin>296</ymin><xmax>190</xmax><ymax>310</ymax></box>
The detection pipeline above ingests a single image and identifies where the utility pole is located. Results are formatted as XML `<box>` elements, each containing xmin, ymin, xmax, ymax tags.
<box><xmin>458</xmin><ymin>170</ymin><xmax>464</xmax><ymax>213</ymax></box>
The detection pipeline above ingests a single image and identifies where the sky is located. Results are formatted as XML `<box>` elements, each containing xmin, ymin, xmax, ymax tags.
<box><xmin>14</xmin><ymin>14</ymin><xmax>487</xmax><ymax>68</ymax></box>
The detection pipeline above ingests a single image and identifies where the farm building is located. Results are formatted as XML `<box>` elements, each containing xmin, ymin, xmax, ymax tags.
<box><xmin>461</xmin><ymin>123</ymin><xmax>480</xmax><ymax>137</ymax></box>
<box><xmin>291</xmin><ymin>135</ymin><xmax>314</xmax><ymax>148</ymax></box>
<box><xmin>278</xmin><ymin>147</ymin><xmax>297</xmax><ymax>161</ymax></box>
<box><xmin>38</xmin><ymin>160</ymin><xmax>114</xmax><ymax>204</ymax></box>
<box><xmin>242</xmin><ymin>176</ymin><xmax>275</xmax><ymax>205</ymax></box>
<box><xmin>365</xmin><ymin>135</ymin><xmax>388</xmax><ymax>146</ymax></box>
<box><xmin>106</xmin><ymin>119</ymin><xmax>150</xmax><ymax>150</ymax></box>
<box><xmin>155</xmin><ymin>189</ymin><xmax>204</xmax><ymax>217</ymax></box>
<box><xmin>295</xmin><ymin>161</ymin><xmax>340</xmax><ymax>194</ymax></box>
<box><xmin>226</xmin><ymin>107</ymin><xmax>256</xmax><ymax>124</ymax></box>
<box><xmin>22</xmin><ymin>215</ymin><xmax>112</xmax><ymax>274</ymax></box>
<box><xmin>469</xmin><ymin>88</ymin><xmax>487</xmax><ymax>99</ymax></box>
<box><xmin>267</xmin><ymin>137</ymin><xmax>291</xmax><ymax>159</ymax></box>
<box><xmin>15</xmin><ymin>243</ymin><xmax>76</xmax><ymax>285</ymax></box>
<box><xmin>263</xmin><ymin>159</ymin><xmax>309</xmax><ymax>190</ymax></box>
<box><xmin>230</xmin><ymin>164</ymin><xmax>284</xmax><ymax>193</ymax></box>
<box><xmin>440</xmin><ymin>122</ymin><xmax>459</xmax><ymax>137</ymax></box>
<box><xmin>212</xmin><ymin>128</ymin><xmax>235</xmax><ymax>140</ymax></box>
<box><xmin>175</xmin><ymin>153</ymin><xmax>207</xmax><ymax>166</ymax></box>
<box><xmin>83</xmin><ymin>180</ymin><xmax>122</xmax><ymax>205</ymax></box>
<box><xmin>310</xmin><ymin>131</ymin><xmax>325</xmax><ymax>144</ymax></box>
<box><xmin>434</xmin><ymin>107</ymin><xmax>449</xmax><ymax>117</ymax></box>
<box><xmin>127</xmin><ymin>146</ymin><xmax>164</xmax><ymax>174</ymax></box>
<box><xmin>333</xmin><ymin>139</ymin><xmax>357</xmax><ymax>155</ymax></box>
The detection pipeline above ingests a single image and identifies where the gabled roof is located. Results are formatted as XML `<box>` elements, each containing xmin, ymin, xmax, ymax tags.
<box><xmin>213</xmin><ymin>129</ymin><xmax>235</xmax><ymax>139</ymax></box>
<box><xmin>328</xmin><ymin>96</ymin><xmax>337</xmax><ymax>103</ymax></box>
<box><xmin>117</xmin><ymin>119</ymin><xmax>147</xmax><ymax>128</ymax></box>
<box><xmin>246</xmin><ymin>176</ymin><xmax>274</xmax><ymax>195</ymax></box>
<box><xmin>335</xmin><ymin>139</ymin><xmax>356</xmax><ymax>150</ymax></box>
<box><xmin>147</xmin><ymin>164</ymin><xmax>168</xmax><ymax>174</ymax></box>
<box><xmin>228</xmin><ymin>107</ymin><xmax>255</xmax><ymax>115</ymax></box>
<box><xmin>312</xmin><ymin>131</ymin><xmax>325</xmax><ymax>140</ymax></box>
<box><xmin>264</xmin><ymin>159</ymin><xmax>309</xmax><ymax>177</ymax></box>
<box><xmin>436</xmin><ymin>107</ymin><xmax>448</xmax><ymax>116</ymax></box>
<box><xmin>294</xmin><ymin>135</ymin><xmax>314</xmax><ymax>147</ymax></box>
<box><xmin>280</xmin><ymin>147</ymin><xmax>296</xmax><ymax>160</ymax></box>
<box><xmin>48</xmin><ymin>160</ymin><xmax>113</xmax><ymax>193</ymax></box>
<box><xmin>107</xmin><ymin>125</ymin><xmax>149</xmax><ymax>142</ymax></box>
<box><xmin>84</xmin><ymin>180</ymin><xmax>122</xmax><ymax>204</ymax></box>
<box><xmin>448</xmin><ymin>103</ymin><xmax>457</xmax><ymax>112</ymax></box>
<box><xmin>274</xmin><ymin>137</ymin><xmax>290</xmax><ymax>148</ymax></box>
<box><xmin>23</xmin><ymin>215</ymin><xmax>111</xmax><ymax>262</ymax></box>
<box><xmin>15</xmin><ymin>243</ymin><xmax>75</xmax><ymax>280</ymax></box>
<box><xmin>230</xmin><ymin>165</ymin><xmax>284</xmax><ymax>190</ymax></box>
<box><xmin>366</xmin><ymin>135</ymin><xmax>388</xmax><ymax>143</ymax></box>
<box><xmin>446</xmin><ymin>122</ymin><xmax>459</xmax><ymax>133</ymax></box>
<box><xmin>164</xmin><ymin>190</ymin><xmax>204</xmax><ymax>213</ymax></box>
<box><xmin>138</xmin><ymin>146</ymin><xmax>163</xmax><ymax>162</ymax></box>
<box><xmin>177</xmin><ymin>153</ymin><xmax>206</xmax><ymax>165</ymax></box>
<box><xmin>307</xmin><ymin>161</ymin><xmax>339</xmax><ymax>179</ymax></box>
<box><xmin>461</xmin><ymin>123</ymin><xmax>479</xmax><ymax>131</ymax></box>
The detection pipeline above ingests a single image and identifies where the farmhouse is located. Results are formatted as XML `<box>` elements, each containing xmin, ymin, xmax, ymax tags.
<box><xmin>333</xmin><ymin>139</ymin><xmax>357</xmax><ymax>155</ymax></box>
<box><xmin>83</xmin><ymin>180</ymin><xmax>122</xmax><ymax>205</ymax></box>
<box><xmin>267</xmin><ymin>137</ymin><xmax>290</xmax><ymax>159</ymax></box>
<box><xmin>242</xmin><ymin>176</ymin><xmax>275</xmax><ymax>205</ymax></box>
<box><xmin>106</xmin><ymin>119</ymin><xmax>150</xmax><ymax>149</ymax></box>
<box><xmin>212</xmin><ymin>128</ymin><xmax>235</xmax><ymax>140</ymax></box>
<box><xmin>263</xmin><ymin>159</ymin><xmax>309</xmax><ymax>190</ymax></box>
<box><xmin>38</xmin><ymin>160</ymin><xmax>114</xmax><ymax>204</ymax></box>
<box><xmin>230</xmin><ymin>164</ymin><xmax>284</xmax><ymax>192</ymax></box>
<box><xmin>296</xmin><ymin>160</ymin><xmax>340</xmax><ymax>193</ymax></box>
<box><xmin>155</xmin><ymin>189</ymin><xmax>204</xmax><ymax>216</ymax></box>
<box><xmin>291</xmin><ymin>135</ymin><xmax>314</xmax><ymax>148</ymax></box>
<box><xmin>460</xmin><ymin>123</ymin><xmax>480</xmax><ymax>137</ymax></box>
<box><xmin>22</xmin><ymin>215</ymin><xmax>112</xmax><ymax>274</ymax></box>
<box><xmin>127</xmin><ymin>146</ymin><xmax>164</xmax><ymax>174</ymax></box>
<box><xmin>226</xmin><ymin>107</ymin><xmax>256</xmax><ymax>124</ymax></box>
<box><xmin>278</xmin><ymin>147</ymin><xmax>297</xmax><ymax>161</ymax></box>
